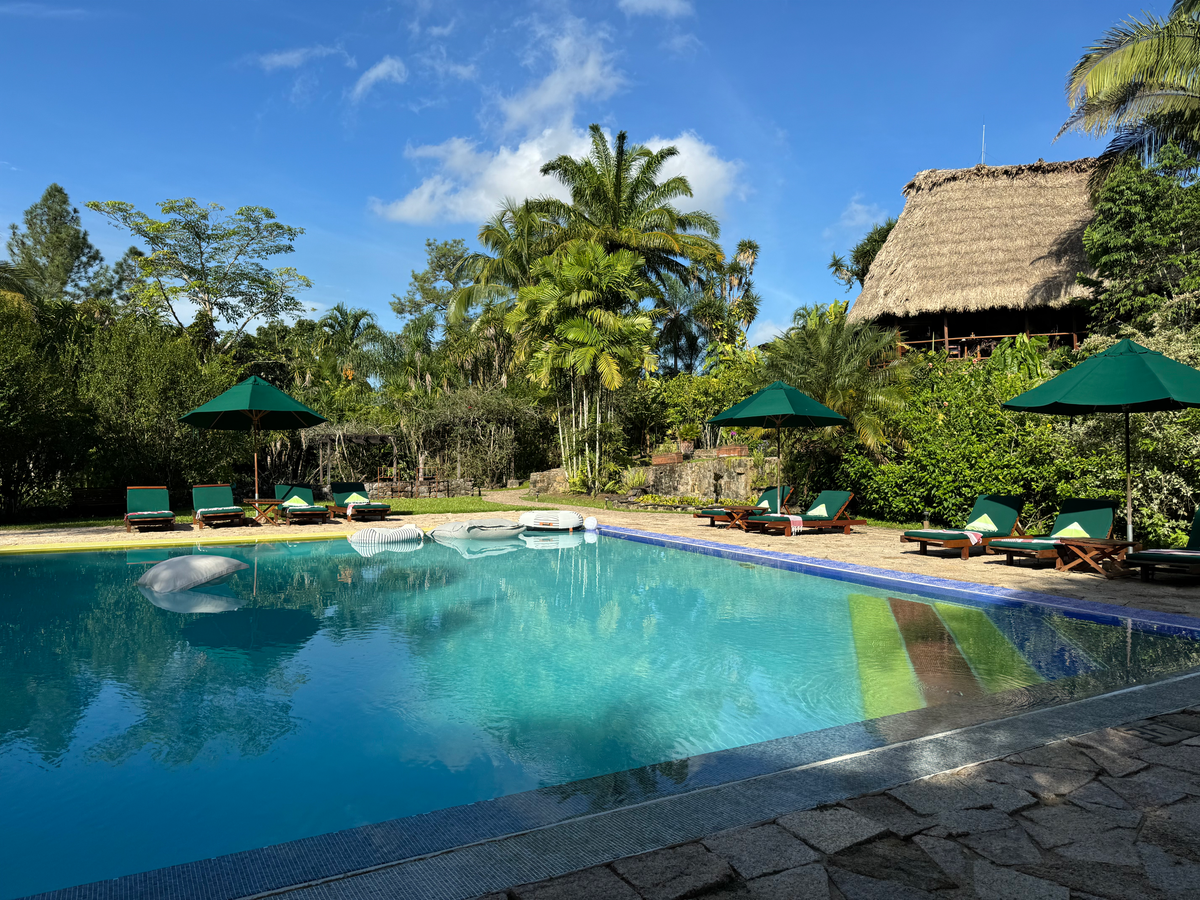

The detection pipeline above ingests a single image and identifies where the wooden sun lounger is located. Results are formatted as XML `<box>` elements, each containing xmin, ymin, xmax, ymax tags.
<box><xmin>746</xmin><ymin>490</ymin><xmax>866</xmax><ymax>536</ymax></box>
<box><xmin>900</xmin><ymin>494</ymin><xmax>1024</xmax><ymax>560</ymax></box>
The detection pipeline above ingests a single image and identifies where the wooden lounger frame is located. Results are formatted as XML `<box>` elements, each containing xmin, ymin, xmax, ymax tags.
<box><xmin>283</xmin><ymin>505</ymin><xmax>332</xmax><ymax>525</ymax></box>
<box><xmin>692</xmin><ymin>487</ymin><xmax>794</xmax><ymax>527</ymax></box>
<box><xmin>125</xmin><ymin>485</ymin><xmax>175</xmax><ymax>533</ymax></box>
<box><xmin>900</xmin><ymin>525</ymin><xmax>1024</xmax><ymax>561</ymax></box>
<box><xmin>747</xmin><ymin>494</ymin><xmax>866</xmax><ymax>536</ymax></box>
<box><xmin>193</xmin><ymin>484</ymin><xmax>248</xmax><ymax>530</ymax></box>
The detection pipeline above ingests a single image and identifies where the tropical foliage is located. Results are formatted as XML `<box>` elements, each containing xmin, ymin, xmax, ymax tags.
<box><xmin>1060</xmin><ymin>0</ymin><xmax>1200</xmax><ymax>191</ymax></box>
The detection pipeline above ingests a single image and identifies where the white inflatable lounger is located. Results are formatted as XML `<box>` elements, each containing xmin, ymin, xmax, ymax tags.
<box><xmin>349</xmin><ymin>525</ymin><xmax>424</xmax><ymax>544</ymax></box>
<box><xmin>429</xmin><ymin>518</ymin><xmax>525</xmax><ymax>541</ymax></box>
<box><xmin>518</xmin><ymin>510</ymin><xmax>585</xmax><ymax>532</ymax></box>
<box><xmin>434</xmin><ymin>537</ymin><xmax>524</xmax><ymax>559</ymax></box>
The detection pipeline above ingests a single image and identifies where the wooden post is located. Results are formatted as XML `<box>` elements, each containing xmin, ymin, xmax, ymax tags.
<box><xmin>942</xmin><ymin>315</ymin><xmax>950</xmax><ymax>353</ymax></box>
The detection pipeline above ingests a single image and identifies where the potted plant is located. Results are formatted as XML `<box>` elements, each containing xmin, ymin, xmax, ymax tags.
<box><xmin>652</xmin><ymin>440</ymin><xmax>684</xmax><ymax>466</ymax></box>
<box><xmin>676</xmin><ymin>423</ymin><xmax>701</xmax><ymax>457</ymax></box>
<box><xmin>716</xmin><ymin>427</ymin><xmax>749</xmax><ymax>457</ymax></box>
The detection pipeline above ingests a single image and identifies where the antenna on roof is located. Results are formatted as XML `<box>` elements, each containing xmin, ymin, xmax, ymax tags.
<box><xmin>981</xmin><ymin>124</ymin><xmax>986</xmax><ymax>166</ymax></box>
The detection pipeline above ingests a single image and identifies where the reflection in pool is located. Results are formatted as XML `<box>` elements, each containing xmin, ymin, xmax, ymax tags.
<box><xmin>1</xmin><ymin>534</ymin><xmax>1198</xmax><ymax>897</ymax></box>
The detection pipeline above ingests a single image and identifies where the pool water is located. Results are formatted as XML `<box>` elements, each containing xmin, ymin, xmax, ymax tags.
<box><xmin>2</xmin><ymin>534</ymin><xmax>1198</xmax><ymax>897</ymax></box>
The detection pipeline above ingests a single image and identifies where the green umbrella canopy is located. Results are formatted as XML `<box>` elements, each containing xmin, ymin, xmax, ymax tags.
<box><xmin>179</xmin><ymin>376</ymin><xmax>327</xmax><ymax>431</ymax></box>
<box><xmin>180</xmin><ymin>376</ymin><xmax>327</xmax><ymax>500</ymax></box>
<box><xmin>1002</xmin><ymin>339</ymin><xmax>1200</xmax><ymax>542</ymax></box>
<box><xmin>709</xmin><ymin>381</ymin><xmax>848</xmax><ymax>428</ymax></box>
<box><xmin>1001</xmin><ymin>339</ymin><xmax>1200</xmax><ymax>414</ymax></box>
<box><xmin>709</xmin><ymin>382</ymin><xmax>846</xmax><ymax>503</ymax></box>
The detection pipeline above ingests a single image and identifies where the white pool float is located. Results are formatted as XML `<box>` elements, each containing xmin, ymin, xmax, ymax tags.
<box><xmin>349</xmin><ymin>525</ymin><xmax>424</xmax><ymax>545</ymax></box>
<box><xmin>518</xmin><ymin>510</ymin><xmax>585</xmax><ymax>532</ymax></box>
<box><xmin>430</xmin><ymin>518</ymin><xmax>525</xmax><ymax>541</ymax></box>
<box><xmin>435</xmin><ymin>537</ymin><xmax>524</xmax><ymax>559</ymax></box>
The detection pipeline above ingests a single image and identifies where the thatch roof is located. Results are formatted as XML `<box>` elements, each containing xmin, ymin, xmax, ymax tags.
<box><xmin>848</xmin><ymin>158</ymin><xmax>1097</xmax><ymax>323</ymax></box>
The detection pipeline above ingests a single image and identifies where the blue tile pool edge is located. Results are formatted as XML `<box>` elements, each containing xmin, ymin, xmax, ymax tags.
<box><xmin>20</xmin><ymin>527</ymin><xmax>1200</xmax><ymax>900</ymax></box>
<box><xmin>599</xmin><ymin>524</ymin><xmax>1200</xmax><ymax>638</ymax></box>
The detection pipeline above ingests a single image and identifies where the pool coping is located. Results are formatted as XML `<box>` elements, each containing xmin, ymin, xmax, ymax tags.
<box><xmin>0</xmin><ymin>530</ymin><xmax>352</xmax><ymax>555</ymax></box>
<box><xmin>18</xmin><ymin>526</ymin><xmax>1200</xmax><ymax>900</ymax></box>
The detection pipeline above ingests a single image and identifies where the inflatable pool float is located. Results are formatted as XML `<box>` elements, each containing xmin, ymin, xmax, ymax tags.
<box><xmin>137</xmin><ymin>584</ymin><xmax>244</xmax><ymax>614</ymax></box>
<box><xmin>429</xmin><ymin>518</ymin><xmax>525</xmax><ymax>541</ymax></box>
<box><xmin>349</xmin><ymin>525</ymin><xmax>424</xmax><ymax>545</ymax></box>
<box><xmin>517</xmin><ymin>510</ymin><xmax>585</xmax><ymax>532</ymax></box>
<box><xmin>519</xmin><ymin>531</ymin><xmax>585</xmax><ymax>550</ymax></box>
<box><xmin>434</xmin><ymin>537</ymin><xmax>524</xmax><ymax>559</ymax></box>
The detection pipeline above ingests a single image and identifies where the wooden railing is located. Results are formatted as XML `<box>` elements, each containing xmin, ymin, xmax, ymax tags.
<box><xmin>903</xmin><ymin>331</ymin><xmax>1079</xmax><ymax>359</ymax></box>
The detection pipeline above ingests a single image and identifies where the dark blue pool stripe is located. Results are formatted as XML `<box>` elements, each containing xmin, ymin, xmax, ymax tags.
<box><xmin>598</xmin><ymin>525</ymin><xmax>1200</xmax><ymax>641</ymax></box>
<box><xmin>979</xmin><ymin>605</ymin><xmax>1099</xmax><ymax>680</ymax></box>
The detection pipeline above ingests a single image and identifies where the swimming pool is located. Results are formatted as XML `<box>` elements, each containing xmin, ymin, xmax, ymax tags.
<box><xmin>2</xmin><ymin>532</ymin><xmax>1199</xmax><ymax>898</ymax></box>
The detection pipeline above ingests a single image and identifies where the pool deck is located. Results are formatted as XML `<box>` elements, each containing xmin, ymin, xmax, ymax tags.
<box><xmin>10</xmin><ymin>498</ymin><xmax>1200</xmax><ymax>899</ymax></box>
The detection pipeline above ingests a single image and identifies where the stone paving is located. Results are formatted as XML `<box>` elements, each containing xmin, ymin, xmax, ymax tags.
<box><xmin>478</xmin><ymin>708</ymin><xmax>1200</xmax><ymax>899</ymax></box>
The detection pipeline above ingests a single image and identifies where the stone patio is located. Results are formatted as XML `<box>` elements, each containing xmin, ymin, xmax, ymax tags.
<box><xmin>481</xmin><ymin>708</ymin><xmax>1200</xmax><ymax>900</ymax></box>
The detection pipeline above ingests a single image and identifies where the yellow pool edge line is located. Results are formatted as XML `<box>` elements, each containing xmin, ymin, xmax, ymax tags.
<box><xmin>0</xmin><ymin>530</ymin><xmax>360</xmax><ymax>555</ymax></box>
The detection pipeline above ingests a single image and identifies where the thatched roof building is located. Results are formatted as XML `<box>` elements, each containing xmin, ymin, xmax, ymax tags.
<box><xmin>848</xmin><ymin>159</ymin><xmax>1096</xmax><ymax>353</ymax></box>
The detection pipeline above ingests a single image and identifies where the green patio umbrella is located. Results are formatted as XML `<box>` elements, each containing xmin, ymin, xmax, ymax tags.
<box><xmin>180</xmin><ymin>376</ymin><xmax>327</xmax><ymax>499</ymax></box>
<box><xmin>709</xmin><ymin>380</ymin><xmax>848</xmax><ymax>501</ymax></box>
<box><xmin>1003</xmin><ymin>338</ymin><xmax>1200</xmax><ymax>541</ymax></box>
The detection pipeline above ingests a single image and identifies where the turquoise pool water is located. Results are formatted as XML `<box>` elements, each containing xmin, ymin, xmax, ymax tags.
<box><xmin>2</xmin><ymin>533</ymin><xmax>1198</xmax><ymax>898</ymax></box>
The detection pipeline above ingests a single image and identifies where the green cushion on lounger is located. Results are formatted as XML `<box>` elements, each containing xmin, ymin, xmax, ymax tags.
<box><xmin>126</xmin><ymin>509</ymin><xmax>174</xmax><ymax>520</ymax></box>
<box><xmin>989</xmin><ymin>538</ymin><xmax>1061</xmax><ymax>552</ymax></box>
<box><xmin>194</xmin><ymin>506</ymin><xmax>244</xmax><ymax>516</ymax></box>
<box><xmin>802</xmin><ymin>490</ymin><xmax>852</xmax><ymax>521</ymax></box>
<box><xmin>1126</xmin><ymin>549</ymin><xmax>1200</xmax><ymax>565</ymax></box>
<box><xmin>127</xmin><ymin>487</ymin><xmax>172</xmax><ymax>516</ymax></box>
<box><xmin>1047</xmin><ymin>498</ymin><xmax>1118</xmax><ymax>540</ymax></box>
<box><xmin>275</xmin><ymin>484</ymin><xmax>327</xmax><ymax>513</ymax></box>
<box><xmin>903</xmin><ymin>494</ymin><xmax>1022</xmax><ymax>542</ymax></box>
<box><xmin>747</xmin><ymin>513</ymin><xmax>791</xmax><ymax>523</ymax></box>
<box><xmin>752</xmin><ymin>485</ymin><xmax>793</xmax><ymax>514</ymax></box>
<box><xmin>698</xmin><ymin>508</ymin><xmax>729</xmax><ymax>518</ymax></box>
<box><xmin>330</xmin><ymin>482</ymin><xmax>389</xmax><ymax>508</ymax></box>
<box><xmin>192</xmin><ymin>484</ymin><xmax>241</xmax><ymax>515</ymax></box>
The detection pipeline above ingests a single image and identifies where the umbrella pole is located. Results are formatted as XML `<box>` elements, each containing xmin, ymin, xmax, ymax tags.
<box><xmin>776</xmin><ymin>418</ymin><xmax>782</xmax><ymax>507</ymax></box>
<box><xmin>1125</xmin><ymin>411</ymin><xmax>1133</xmax><ymax>543</ymax></box>
<box><xmin>253</xmin><ymin>416</ymin><xmax>260</xmax><ymax>500</ymax></box>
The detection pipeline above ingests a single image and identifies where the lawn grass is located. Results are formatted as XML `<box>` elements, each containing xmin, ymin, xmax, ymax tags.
<box><xmin>0</xmin><ymin>497</ymin><xmax>543</xmax><ymax>531</ymax></box>
<box><xmin>864</xmin><ymin>517</ymin><xmax>923</xmax><ymax>530</ymax></box>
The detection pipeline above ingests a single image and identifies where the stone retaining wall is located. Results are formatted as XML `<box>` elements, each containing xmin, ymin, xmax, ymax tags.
<box><xmin>529</xmin><ymin>456</ymin><xmax>777</xmax><ymax>503</ymax></box>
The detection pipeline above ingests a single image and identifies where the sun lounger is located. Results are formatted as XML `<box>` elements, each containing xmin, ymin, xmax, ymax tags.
<box><xmin>693</xmin><ymin>486</ymin><xmax>793</xmax><ymax>526</ymax></box>
<box><xmin>901</xmin><ymin>494</ymin><xmax>1023</xmax><ymax>560</ymax></box>
<box><xmin>747</xmin><ymin>490</ymin><xmax>867</xmax><ymax>536</ymax></box>
<box><xmin>191</xmin><ymin>484</ymin><xmax>247</xmax><ymax>529</ymax></box>
<box><xmin>274</xmin><ymin>484</ymin><xmax>332</xmax><ymax>525</ymax></box>
<box><xmin>124</xmin><ymin>486</ymin><xmax>176</xmax><ymax>533</ymax></box>
<box><xmin>1121</xmin><ymin>507</ymin><xmax>1200</xmax><ymax>580</ymax></box>
<box><xmin>988</xmin><ymin>498</ymin><xmax>1118</xmax><ymax>567</ymax></box>
<box><xmin>330</xmin><ymin>482</ymin><xmax>390</xmax><ymax>521</ymax></box>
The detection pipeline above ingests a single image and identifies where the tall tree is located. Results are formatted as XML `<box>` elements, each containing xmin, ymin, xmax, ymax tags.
<box><xmin>533</xmin><ymin>124</ymin><xmax>723</xmax><ymax>295</ymax></box>
<box><xmin>85</xmin><ymin>198</ymin><xmax>310</xmax><ymax>356</ymax></box>
<box><xmin>693</xmin><ymin>238</ymin><xmax>762</xmax><ymax>367</ymax></box>
<box><xmin>1060</xmin><ymin>0</ymin><xmax>1200</xmax><ymax>191</ymax></box>
<box><xmin>1076</xmin><ymin>144</ymin><xmax>1200</xmax><ymax>332</ymax></box>
<box><xmin>6</xmin><ymin>183</ymin><xmax>105</xmax><ymax>302</ymax></box>
<box><xmin>829</xmin><ymin>218</ymin><xmax>896</xmax><ymax>291</ymax></box>
<box><xmin>765</xmin><ymin>300</ymin><xmax>909</xmax><ymax>455</ymax></box>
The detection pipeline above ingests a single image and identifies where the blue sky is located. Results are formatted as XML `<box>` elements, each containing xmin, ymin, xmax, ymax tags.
<box><xmin>0</xmin><ymin>0</ymin><xmax>1152</xmax><ymax>342</ymax></box>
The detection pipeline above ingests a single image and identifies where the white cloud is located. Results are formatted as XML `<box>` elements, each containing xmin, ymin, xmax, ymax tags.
<box><xmin>662</xmin><ymin>32</ymin><xmax>702</xmax><ymax>56</ymax></box>
<box><xmin>256</xmin><ymin>44</ymin><xmax>355</xmax><ymax>72</ymax></box>
<box><xmin>748</xmin><ymin>319</ymin><xmax>786</xmax><ymax>347</ymax></box>
<box><xmin>419</xmin><ymin>45</ymin><xmax>475</xmax><ymax>82</ymax></box>
<box><xmin>499</xmin><ymin>18</ymin><xmax>624</xmax><ymax>133</ymax></box>
<box><xmin>372</xmin><ymin>128</ymin><xmax>742</xmax><ymax>225</ymax></box>
<box><xmin>645</xmin><ymin>131</ymin><xmax>744</xmax><ymax>216</ymax></box>
<box><xmin>349</xmin><ymin>56</ymin><xmax>408</xmax><ymax>104</ymax></box>
<box><xmin>822</xmin><ymin>193</ymin><xmax>889</xmax><ymax>240</ymax></box>
<box><xmin>368</xmin><ymin>17</ymin><xmax>737</xmax><ymax>226</ymax></box>
<box><xmin>618</xmin><ymin>0</ymin><xmax>692</xmax><ymax>17</ymax></box>
<box><xmin>426</xmin><ymin>20</ymin><xmax>456</xmax><ymax>37</ymax></box>
<box><xmin>370</xmin><ymin>130</ymin><xmax>589</xmax><ymax>224</ymax></box>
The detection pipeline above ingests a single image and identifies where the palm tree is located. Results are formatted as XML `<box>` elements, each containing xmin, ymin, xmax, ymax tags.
<box><xmin>1060</xmin><ymin>0</ymin><xmax>1200</xmax><ymax>191</ymax></box>
<box><xmin>318</xmin><ymin>304</ymin><xmax>385</xmax><ymax>383</ymax></box>
<box><xmin>655</xmin><ymin>274</ymin><xmax>706</xmax><ymax>375</ymax></box>
<box><xmin>449</xmin><ymin>198</ymin><xmax>556</xmax><ymax>323</ymax></box>
<box><xmin>532</xmin><ymin>124</ymin><xmax>724</xmax><ymax>296</ymax></box>
<box><xmin>764</xmin><ymin>300</ymin><xmax>909</xmax><ymax>455</ymax></box>
<box><xmin>692</xmin><ymin>239</ymin><xmax>761</xmax><ymax>368</ymax></box>
<box><xmin>509</xmin><ymin>241</ymin><xmax>657</xmax><ymax>491</ymax></box>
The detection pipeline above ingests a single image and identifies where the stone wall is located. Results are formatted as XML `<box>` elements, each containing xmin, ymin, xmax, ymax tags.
<box><xmin>528</xmin><ymin>456</ymin><xmax>776</xmax><ymax>503</ymax></box>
